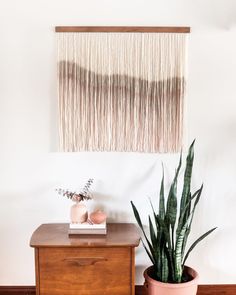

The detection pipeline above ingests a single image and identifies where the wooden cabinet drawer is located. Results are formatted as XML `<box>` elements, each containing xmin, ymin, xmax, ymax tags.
<box><xmin>39</xmin><ymin>247</ymin><xmax>131</xmax><ymax>295</ymax></box>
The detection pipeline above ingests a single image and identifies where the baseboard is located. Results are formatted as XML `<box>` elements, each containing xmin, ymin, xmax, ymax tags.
<box><xmin>0</xmin><ymin>285</ymin><xmax>235</xmax><ymax>294</ymax></box>
<box><xmin>0</xmin><ymin>286</ymin><xmax>35</xmax><ymax>294</ymax></box>
<box><xmin>136</xmin><ymin>284</ymin><xmax>236</xmax><ymax>295</ymax></box>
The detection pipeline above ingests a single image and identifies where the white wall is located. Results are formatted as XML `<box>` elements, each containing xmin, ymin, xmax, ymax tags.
<box><xmin>0</xmin><ymin>0</ymin><xmax>236</xmax><ymax>285</ymax></box>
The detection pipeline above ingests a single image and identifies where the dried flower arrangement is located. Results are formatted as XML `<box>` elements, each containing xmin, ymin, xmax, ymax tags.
<box><xmin>56</xmin><ymin>178</ymin><xmax>94</xmax><ymax>202</ymax></box>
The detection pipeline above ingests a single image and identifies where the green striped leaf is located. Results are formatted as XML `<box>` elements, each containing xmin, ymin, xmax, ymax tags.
<box><xmin>166</xmin><ymin>153</ymin><xmax>182</xmax><ymax>229</ymax></box>
<box><xmin>155</xmin><ymin>214</ymin><xmax>171</xmax><ymax>249</ymax></box>
<box><xmin>159</xmin><ymin>166</ymin><xmax>165</xmax><ymax>220</ymax></box>
<box><xmin>183</xmin><ymin>227</ymin><xmax>217</xmax><ymax>265</ymax></box>
<box><xmin>131</xmin><ymin>201</ymin><xmax>155</xmax><ymax>261</ymax></box>
<box><xmin>175</xmin><ymin>213</ymin><xmax>193</xmax><ymax>282</ymax></box>
<box><xmin>130</xmin><ymin>141</ymin><xmax>216</xmax><ymax>284</ymax></box>
<box><xmin>149</xmin><ymin>199</ymin><xmax>159</xmax><ymax>232</ymax></box>
<box><xmin>149</xmin><ymin>215</ymin><xmax>157</xmax><ymax>250</ymax></box>
<box><xmin>161</xmin><ymin>249</ymin><xmax>169</xmax><ymax>282</ymax></box>
<box><xmin>181</xmin><ymin>184</ymin><xmax>203</xmax><ymax>258</ymax></box>
<box><xmin>166</xmin><ymin>183</ymin><xmax>177</xmax><ymax>229</ymax></box>
<box><xmin>180</xmin><ymin>140</ymin><xmax>195</xmax><ymax>217</ymax></box>
<box><xmin>176</xmin><ymin>186</ymin><xmax>203</xmax><ymax>239</ymax></box>
<box><xmin>141</xmin><ymin>238</ymin><xmax>155</xmax><ymax>265</ymax></box>
<box><xmin>155</xmin><ymin>214</ymin><xmax>175</xmax><ymax>280</ymax></box>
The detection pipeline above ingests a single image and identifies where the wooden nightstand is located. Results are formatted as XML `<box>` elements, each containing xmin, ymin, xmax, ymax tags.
<box><xmin>30</xmin><ymin>223</ymin><xmax>140</xmax><ymax>295</ymax></box>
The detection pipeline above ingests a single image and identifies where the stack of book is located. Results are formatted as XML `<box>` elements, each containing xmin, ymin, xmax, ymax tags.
<box><xmin>68</xmin><ymin>222</ymin><xmax>107</xmax><ymax>235</ymax></box>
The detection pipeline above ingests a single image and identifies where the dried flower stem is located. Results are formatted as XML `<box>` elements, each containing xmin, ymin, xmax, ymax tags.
<box><xmin>56</xmin><ymin>178</ymin><xmax>94</xmax><ymax>202</ymax></box>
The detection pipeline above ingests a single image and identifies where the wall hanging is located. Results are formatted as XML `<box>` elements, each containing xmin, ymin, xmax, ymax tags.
<box><xmin>56</xmin><ymin>26</ymin><xmax>190</xmax><ymax>153</ymax></box>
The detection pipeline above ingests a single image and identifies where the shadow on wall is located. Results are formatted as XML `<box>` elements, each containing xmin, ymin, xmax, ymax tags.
<box><xmin>87</xmin><ymin>192</ymin><xmax>133</xmax><ymax>222</ymax></box>
<box><xmin>107</xmin><ymin>210</ymin><xmax>131</xmax><ymax>223</ymax></box>
<box><xmin>136</xmin><ymin>264</ymin><xmax>146</xmax><ymax>284</ymax></box>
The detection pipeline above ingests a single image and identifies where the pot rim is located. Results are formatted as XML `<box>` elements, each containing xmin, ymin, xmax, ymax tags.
<box><xmin>144</xmin><ymin>265</ymin><xmax>199</xmax><ymax>289</ymax></box>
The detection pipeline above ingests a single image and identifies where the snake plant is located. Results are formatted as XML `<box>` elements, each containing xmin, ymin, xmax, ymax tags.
<box><xmin>131</xmin><ymin>141</ymin><xmax>216</xmax><ymax>283</ymax></box>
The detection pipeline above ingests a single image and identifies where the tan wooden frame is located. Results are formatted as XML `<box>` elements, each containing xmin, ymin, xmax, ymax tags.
<box><xmin>55</xmin><ymin>26</ymin><xmax>191</xmax><ymax>33</ymax></box>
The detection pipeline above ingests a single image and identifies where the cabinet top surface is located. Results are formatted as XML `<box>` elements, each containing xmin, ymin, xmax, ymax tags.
<box><xmin>30</xmin><ymin>223</ymin><xmax>140</xmax><ymax>248</ymax></box>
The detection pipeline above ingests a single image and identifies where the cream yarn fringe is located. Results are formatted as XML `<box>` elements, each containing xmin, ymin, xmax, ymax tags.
<box><xmin>57</xmin><ymin>33</ymin><xmax>187</xmax><ymax>152</ymax></box>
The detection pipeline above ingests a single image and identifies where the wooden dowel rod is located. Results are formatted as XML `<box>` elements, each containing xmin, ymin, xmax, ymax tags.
<box><xmin>55</xmin><ymin>26</ymin><xmax>191</xmax><ymax>33</ymax></box>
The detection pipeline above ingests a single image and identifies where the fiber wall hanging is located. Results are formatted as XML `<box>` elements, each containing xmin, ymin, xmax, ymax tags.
<box><xmin>56</xmin><ymin>27</ymin><xmax>190</xmax><ymax>153</ymax></box>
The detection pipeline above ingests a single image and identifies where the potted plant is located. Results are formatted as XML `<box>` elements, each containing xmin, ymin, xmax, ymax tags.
<box><xmin>131</xmin><ymin>141</ymin><xmax>216</xmax><ymax>295</ymax></box>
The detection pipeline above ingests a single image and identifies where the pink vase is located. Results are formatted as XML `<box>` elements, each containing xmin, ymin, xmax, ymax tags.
<box><xmin>70</xmin><ymin>203</ymin><xmax>88</xmax><ymax>224</ymax></box>
<box><xmin>144</xmin><ymin>266</ymin><xmax>199</xmax><ymax>295</ymax></box>
<box><xmin>90</xmin><ymin>210</ymin><xmax>106</xmax><ymax>224</ymax></box>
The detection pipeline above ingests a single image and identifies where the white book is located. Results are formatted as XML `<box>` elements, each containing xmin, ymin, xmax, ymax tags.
<box><xmin>68</xmin><ymin>228</ymin><xmax>107</xmax><ymax>235</ymax></box>
<box><xmin>69</xmin><ymin>222</ymin><xmax>106</xmax><ymax>230</ymax></box>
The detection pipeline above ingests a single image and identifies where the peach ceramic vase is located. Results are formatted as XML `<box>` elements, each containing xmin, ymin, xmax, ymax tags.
<box><xmin>70</xmin><ymin>202</ymin><xmax>88</xmax><ymax>224</ymax></box>
<box><xmin>144</xmin><ymin>266</ymin><xmax>199</xmax><ymax>295</ymax></box>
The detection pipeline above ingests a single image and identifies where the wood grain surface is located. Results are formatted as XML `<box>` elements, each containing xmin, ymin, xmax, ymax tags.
<box><xmin>30</xmin><ymin>223</ymin><xmax>140</xmax><ymax>248</ymax></box>
<box><xmin>39</xmin><ymin>247</ymin><xmax>131</xmax><ymax>295</ymax></box>
<box><xmin>31</xmin><ymin>223</ymin><xmax>139</xmax><ymax>295</ymax></box>
<box><xmin>55</xmin><ymin>26</ymin><xmax>191</xmax><ymax>33</ymax></box>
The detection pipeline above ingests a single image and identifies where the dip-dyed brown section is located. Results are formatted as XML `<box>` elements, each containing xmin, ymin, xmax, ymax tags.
<box><xmin>58</xmin><ymin>61</ymin><xmax>185</xmax><ymax>153</ymax></box>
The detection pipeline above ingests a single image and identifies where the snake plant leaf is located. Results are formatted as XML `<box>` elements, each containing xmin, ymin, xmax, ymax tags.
<box><xmin>181</xmin><ymin>184</ymin><xmax>203</xmax><ymax>257</ymax></box>
<box><xmin>131</xmin><ymin>201</ymin><xmax>144</xmax><ymax>230</ymax></box>
<box><xmin>176</xmin><ymin>186</ymin><xmax>203</xmax><ymax>239</ymax></box>
<box><xmin>131</xmin><ymin>201</ymin><xmax>154</xmax><ymax>255</ymax></box>
<box><xmin>155</xmin><ymin>214</ymin><xmax>175</xmax><ymax>279</ymax></box>
<box><xmin>149</xmin><ymin>199</ymin><xmax>163</xmax><ymax>256</ymax></box>
<box><xmin>156</xmin><ymin>248</ymin><xmax>162</xmax><ymax>280</ymax></box>
<box><xmin>188</xmin><ymin>184</ymin><xmax>203</xmax><ymax>227</ymax></box>
<box><xmin>130</xmin><ymin>141</ymin><xmax>216</xmax><ymax>284</ymax></box>
<box><xmin>161</xmin><ymin>249</ymin><xmax>169</xmax><ymax>282</ymax></box>
<box><xmin>149</xmin><ymin>198</ymin><xmax>159</xmax><ymax>232</ymax></box>
<box><xmin>183</xmin><ymin>227</ymin><xmax>217</xmax><ymax>266</ymax></box>
<box><xmin>159</xmin><ymin>165</ymin><xmax>165</xmax><ymax>220</ymax></box>
<box><xmin>181</xmin><ymin>228</ymin><xmax>190</xmax><ymax>262</ymax></box>
<box><xmin>166</xmin><ymin>153</ymin><xmax>182</xmax><ymax>229</ymax></box>
<box><xmin>175</xmin><ymin>212</ymin><xmax>193</xmax><ymax>282</ymax></box>
<box><xmin>149</xmin><ymin>215</ymin><xmax>157</xmax><ymax>249</ymax></box>
<box><xmin>131</xmin><ymin>201</ymin><xmax>155</xmax><ymax>258</ymax></box>
<box><xmin>166</xmin><ymin>183</ymin><xmax>177</xmax><ymax>229</ymax></box>
<box><xmin>186</xmin><ymin>192</ymin><xmax>191</xmax><ymax>219</ymax></box>
<box><xmin>167</xmin><ymin>248</ymin><xmax>176</xmax><ymax>282</ymax></box>
<box><xmin>174</xmin><ymin>152</ymin><xmax>182</xmax><ymax>182</ymax></box>
<box><xmin>155</xmin><ymin>214</ymin><xmax>171</xmax><ymax>249</ymax></box>
<box><xmin>141</xmin><ymin>238</ymin><xmax>155</xmax><ymax>265</ymax></box>
<box><xmin>185</xmin><ymin>184</ymin><xmax>203</xmax><ymax>238</ymax></box>
<box><xmin>180</xmin><ymin>140</ymin><xmax>195</xmax><ymax>217</ymax></box>
<box><xmin>148</xmin><ymin>216</ymin><xmax>160</xmax><ymax>270</ymax></box>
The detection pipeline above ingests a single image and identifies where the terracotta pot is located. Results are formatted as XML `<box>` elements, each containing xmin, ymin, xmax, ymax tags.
<box><xmin>90</xmin><ymin>210</ymin><xmax>107</xmax><ymax>224</ymax></box>
<box><xmin>143</xmin><ymin>266</ymin><xmax>199</xmax><ymax>295</ymax></box>
<box><xmin>70</xmin><ymin>203</ymin><xmax>88</xmax><ymax>224</ymax></box>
